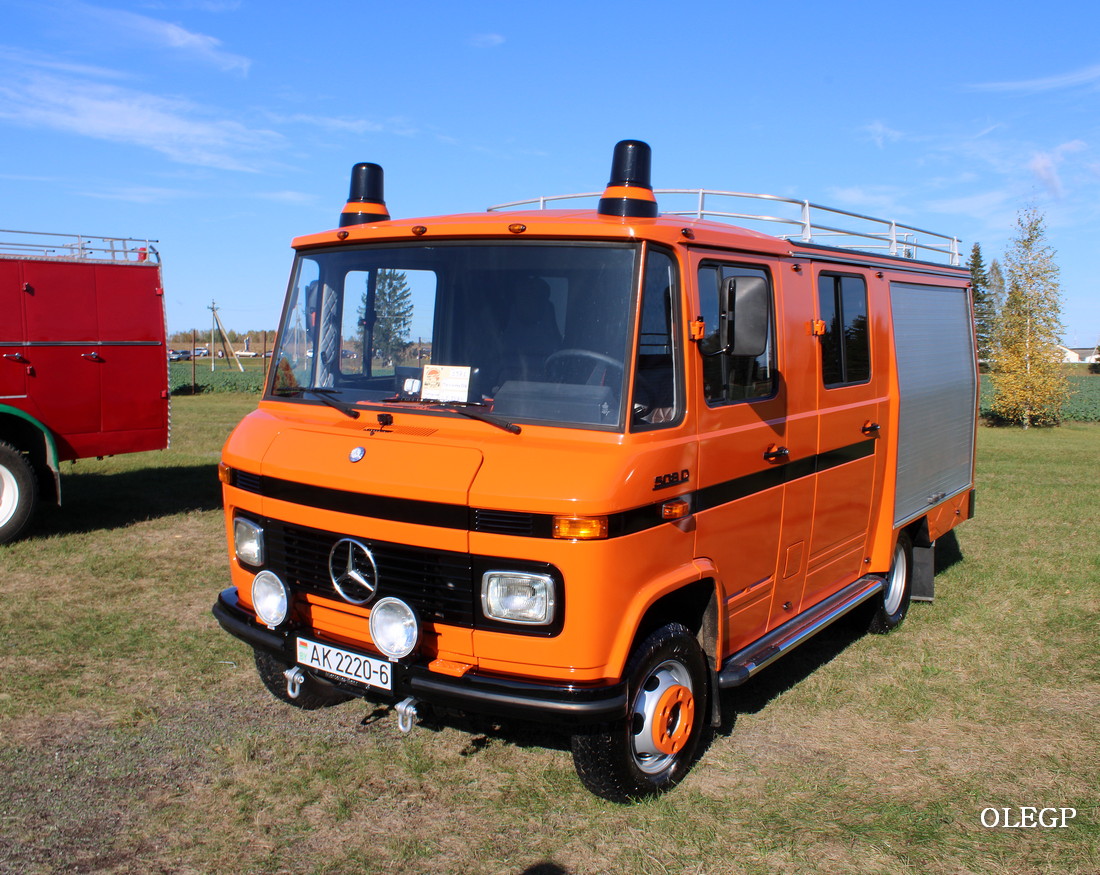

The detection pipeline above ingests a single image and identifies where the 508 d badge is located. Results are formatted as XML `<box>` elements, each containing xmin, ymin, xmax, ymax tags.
<box><xmin>653</xmin><ymin>469</ymin><xmax>690</xmax><ymax>491</ymax></box>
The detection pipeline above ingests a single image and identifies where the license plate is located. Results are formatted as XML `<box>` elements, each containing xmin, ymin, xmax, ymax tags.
<box><xmin>296</xmin><ymin>637</ymin><xmax>392</xmax><ymax>691</ymax></box>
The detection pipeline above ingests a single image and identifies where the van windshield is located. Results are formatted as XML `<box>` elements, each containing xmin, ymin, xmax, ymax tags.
<box><xmin>268</xmin><ymin>242</ymin><xmax>640</xmax><ymax>430</ymax></box>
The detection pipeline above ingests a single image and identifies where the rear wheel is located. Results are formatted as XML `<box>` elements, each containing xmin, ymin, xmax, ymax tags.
<box><xmin>571</xmin><ymin>623</ymin><xmax>709</xmax><ymax>803</ymax></box>
<box><xmin>0</xmin><ymin>441</ymin><xmax>37</xmax><ymax>545</ymax></box>
<box><xmin>253</xmin><ymin>649</ymin><xmax>352</xmax><ymax>710</ymax></box>
<box><xmin>868</xmin><ymin>531</ymin><xmax>912</xmax><ymax>634</ymax></box>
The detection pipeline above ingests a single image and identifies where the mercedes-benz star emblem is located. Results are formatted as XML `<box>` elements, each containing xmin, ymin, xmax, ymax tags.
<box><xmin>328</xmin><ymin>538</ymin><xmax>378</xmax><ymax>605</ymax></box>
<box><xmin>349</xmin><ymin>446</ymin><xmax>366</xmax><ymax>463</ymax></box>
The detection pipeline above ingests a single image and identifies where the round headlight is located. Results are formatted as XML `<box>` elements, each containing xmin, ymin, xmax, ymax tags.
<box><xmin>252</xmin><ymin>570</ymin><xmax>288</xmax><ymax>628</ymax></box>
<box><xmin>369</xmin><ymin>597</ymin><xmax>419</xmax><ymax>660</ymax></box>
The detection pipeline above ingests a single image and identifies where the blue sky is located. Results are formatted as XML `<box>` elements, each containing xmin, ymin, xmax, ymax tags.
<box><xmin>1</xmin><ymin>0</ymin><xmax>1098</xmax><ymax>347</ymax></box>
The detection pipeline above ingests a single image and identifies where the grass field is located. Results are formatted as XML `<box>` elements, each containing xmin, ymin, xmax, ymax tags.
<box><xmin>1</xmin><ymin>396</ymin><xmax>1097</xmax><ymax>875</ymax></box>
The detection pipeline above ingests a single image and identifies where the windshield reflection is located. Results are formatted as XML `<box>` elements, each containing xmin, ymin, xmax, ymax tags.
<box><xmin>269</xmin><ymin>242</ymin><xmax>639</xmax><ymax>429</ymax></box>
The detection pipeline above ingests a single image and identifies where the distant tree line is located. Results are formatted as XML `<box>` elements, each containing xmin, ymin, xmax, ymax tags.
<box><xmin>168</xmin><ymin>328</ymin><xmax>274</xmax><ymax>349</ymax></box>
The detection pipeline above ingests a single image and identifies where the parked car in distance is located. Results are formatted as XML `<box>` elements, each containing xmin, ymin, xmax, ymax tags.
<box><xmin>169</xmin><ymin>349</ymin><xmax>191</xmax><ymax>361</ymax></box>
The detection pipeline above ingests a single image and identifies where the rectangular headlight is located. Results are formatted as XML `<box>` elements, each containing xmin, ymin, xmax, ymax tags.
<box><xmin>481</xmin><ymin>572</ymin><xmax>555</xmax><ymax>625</ymax></box>
<box><xmin>234</xmin><ymin>516</ymin><xmax>264</xmax><ymax>567</ymax></box>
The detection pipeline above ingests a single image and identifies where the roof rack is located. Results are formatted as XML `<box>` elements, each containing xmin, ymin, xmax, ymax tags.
<box><xmin>489</xmin><ymin>189</ymin><xmax>961</xmax><ymax>267</ymax></box>
<box><xmin>0</xmin><ymin>229</ymin><xmax>160</xmax><ymax>264</ymax></box>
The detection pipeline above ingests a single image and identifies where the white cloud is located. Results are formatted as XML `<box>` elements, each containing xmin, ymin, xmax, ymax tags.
<box><xmin>1028</xmin><ymin>140</ymin><xmax>1088</xmax><ymax>198</ymax></box>
<box><xmin>79</xmin><ymin>185</ymin><xmax>196</xmax><ymax>203</ymax></box>
<box><xmin>971</xmin><ymin>63</ymin><xmax>1100</xmax><ymax>93</ymax></box>
<box><xmin>269</xmin><ymin>113</ymin><xmax>387</xmax><ymax>135</ymax></box>
<box><xmin>0</xmin><ymin>45</ymin><xmax>128</xmax><ymax>80</ymax></box>
<box><xmin>826</xmin><ymin>185</ymin><xmax>909</xmax><ymax>216</ymax></box>
<box><xmin>0</xmin><ymin>72</ymin><xmax>280</xmax><ymax>171</ymax></box>
<box><xmin>864</xmin><ymin>121</ymin><xmax>903</xmax><ymax>148</ymax></box>
<box><xmin>469</xmin><ymin>33</ymin><xmax>505</xmax><ymax>48</ymax></box>
<box><xmin>74</xmin><ymin>2</ymin><xmax>250</xmax><ymax>74</ymax></box>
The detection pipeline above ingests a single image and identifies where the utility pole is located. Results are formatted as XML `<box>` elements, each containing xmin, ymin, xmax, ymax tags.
<box><xmin>208</xmin><ymin>300</ymin><xmax>244</xmax><ymax>372</ymax></box>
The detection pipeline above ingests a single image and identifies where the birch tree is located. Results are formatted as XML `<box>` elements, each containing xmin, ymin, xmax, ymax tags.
<box><xmin>989</xmin><ymin>207</ymin><xmax>1068</xmax><ymax>428</ymax></box>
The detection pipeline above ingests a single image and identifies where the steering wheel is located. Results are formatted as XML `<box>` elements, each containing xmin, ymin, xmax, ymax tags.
<box><xmin>544</xmin><ymin>348</ymin><xmax>624</xmax><ymax>380</ymax></box>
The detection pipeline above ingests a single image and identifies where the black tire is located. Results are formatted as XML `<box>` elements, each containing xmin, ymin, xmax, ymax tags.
<box><xmin>0</xmin><ymin>441</ymin><xmax>38</xmax><ymax>545</ymax></box>
<box><xmin>868</xmin><ymin>531</ymin><xmax>913</xmax><ymax>634</ymax></box>
<box><xmin>571</xmin><ymin>623</ymin><xmax>710</xmax><ymax>803</ymax></box>
<box><xmin>253</xmin><ymin>649</ymin><xmax>352</xmax><ymax>710</ymax></box>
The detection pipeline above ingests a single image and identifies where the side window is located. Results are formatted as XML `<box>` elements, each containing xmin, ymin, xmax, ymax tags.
<box><xmin>698</xmin><ymin>263</ymin><xmax>776</xmax><ymax>405</ymax></box>
<box><xmin>272</xmin><ymin>256</ymin><xmax>321</xmax><ymax>392</ymax></box>
<box><xmin>818</xmin><ymin>274</ymin><xmax>870</xmax><ymax>386</ymax></box>
<box><xmin>631</xmin><ymin>248</ymin><xmax>681</xmax><ymax>429</ymax></box>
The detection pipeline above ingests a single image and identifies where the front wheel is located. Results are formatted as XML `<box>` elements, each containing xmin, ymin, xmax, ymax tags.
<box><xmin>571</xmin><ymin>623</ymin><xmax>710</xmax><ymax>803</ymax></box>
<box><xmin>0</xmin><ymin>441</ymin><xmax>38</xmax><ymax>545</ymax></box>
<box><xmin>868</xmin><ymin>531</ymin><xmax>913</xmax><ymax>634</ymax></box>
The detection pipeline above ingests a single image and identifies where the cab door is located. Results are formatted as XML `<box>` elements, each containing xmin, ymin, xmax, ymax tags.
<box><xmin>803</xmin><ymin>269</ymin><xmax>883</xmax><ymax>604</ymax></box>
<box><xmin>0</xmin><ymin>261</ymin><xmax>27</xmax><ymax>402</ymax></box>
<box><xmin>689</xmin><ymin>254</ymin><xmax>793</xmax><ymax>655</ymax></box>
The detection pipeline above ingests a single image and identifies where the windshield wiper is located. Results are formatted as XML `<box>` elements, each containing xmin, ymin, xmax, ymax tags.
<box><xmin>381</xmin><ymin>397</ymin><xmax>521</xmax><ymax>434</ymax></box>
<box><xmin>273</xmin><ymin>386</ymin><xmax>360</xmax><ymax>419</ymax></box>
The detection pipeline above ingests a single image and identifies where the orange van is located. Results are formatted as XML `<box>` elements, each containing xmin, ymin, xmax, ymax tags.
<box><xmin>213</xmin><ymin>141</ymin><xmax>977</xmax><ymax>801</ymax></box>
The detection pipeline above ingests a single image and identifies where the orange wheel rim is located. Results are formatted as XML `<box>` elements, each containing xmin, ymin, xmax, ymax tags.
<box><xmin>650</xmin><ymin>683</ymin><xmax>695</xmax><ymax>755</ymax></box>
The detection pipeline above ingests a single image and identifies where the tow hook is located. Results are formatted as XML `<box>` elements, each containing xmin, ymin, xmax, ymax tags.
<box><xmin>395</xmin><ymin>697</ymin><xmax>419</xmax><ymax>733</ymax></box>
<box><xmin>284</xmin><ymin>666</ymin><xmax>305</xmax><ymax>699</ymax></box>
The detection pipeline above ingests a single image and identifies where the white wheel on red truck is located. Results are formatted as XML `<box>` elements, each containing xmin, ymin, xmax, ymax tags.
<box><xmin>0</xmin><ymin>441</ymin><xmax>37</xmax><ymax>545</ymax></box>
<box><xmin>571</xmin><ymin>622</ymin><xmax>710</xmax><ymax>803</ymax></box>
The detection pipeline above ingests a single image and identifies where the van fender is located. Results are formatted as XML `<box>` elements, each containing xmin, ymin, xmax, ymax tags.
<box><xmin>604</xmin><ymin>558</ymin><xmax>722</xmax><ymax>682</ymax></box>
<box><xmin>0</xmin><ymin>405</ymin><xmax>62</xmax><ymax>504</ymax></box>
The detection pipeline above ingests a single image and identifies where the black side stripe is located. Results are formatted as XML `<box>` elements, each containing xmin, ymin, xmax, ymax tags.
<box><xmin>233</xmin><ymin>438</ymin><xmax>876</xmax><ymax>540</ymax></box>
<box><xmin>696</xmin><ymin>440</ymin><xmax>874</xmax><ymax>514</ymax></box>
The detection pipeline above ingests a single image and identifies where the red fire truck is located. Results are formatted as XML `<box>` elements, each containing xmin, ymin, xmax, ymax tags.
<box><xmin>0</xmin><ymin>230</ymin><xmax>170</xmax><ymax>542</ymax></box>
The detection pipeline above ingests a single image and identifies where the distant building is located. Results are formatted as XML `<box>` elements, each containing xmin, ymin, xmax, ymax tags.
<box><xmin>1058</xmin><ymin>345</ymin><xmax>1099</xmax><ymax>364</ymax></box>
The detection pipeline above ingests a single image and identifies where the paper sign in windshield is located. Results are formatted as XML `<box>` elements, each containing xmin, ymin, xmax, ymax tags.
<box><xmin>421</xmin><ymin>365</ymin><xmax>471</xmax><ymax>402</ymax></box>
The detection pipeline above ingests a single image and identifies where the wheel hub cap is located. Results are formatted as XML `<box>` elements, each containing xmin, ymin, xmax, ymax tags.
<box><xmin>650</xmin><ymin>683</ymin><xmax>695</xmax><ymax>755</ymax></box>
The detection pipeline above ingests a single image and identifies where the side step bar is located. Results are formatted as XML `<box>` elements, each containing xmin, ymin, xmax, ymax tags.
<box><xmin>718</xmin><ymin>575</ymin><xmax>884</xmax><ymax>688</ymax></box>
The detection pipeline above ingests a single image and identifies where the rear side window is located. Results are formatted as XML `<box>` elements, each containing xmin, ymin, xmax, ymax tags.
<box><xmin>818</xmin><ymin>274</ymin><xmax>870</xmax><ymax>386</ymax></box>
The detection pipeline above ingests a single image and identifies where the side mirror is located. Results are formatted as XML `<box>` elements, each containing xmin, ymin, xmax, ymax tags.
<box><xmin>718</xmin><ymin>276</ymin><xmax>769</xmax><ymax>357</ymax></box>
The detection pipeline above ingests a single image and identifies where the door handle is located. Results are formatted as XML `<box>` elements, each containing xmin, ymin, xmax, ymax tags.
<box><xmin>3</xmin><ymin>353</ymin><xmax>27</xmax><ymax>363</ymax></box>
<box><xmin>82</xmin><ymin>352</ymin><xmax>103</xmax><ymax>362</ymax></box>
<box><xmin>861</xmin><ymin>421</ymin><xmax>881</xmax><ymax>436</ymax></box>
<box><xmin>763</xmin><ymin>445</ymin><xmax>790</xmax><ymax>462</ymax></box>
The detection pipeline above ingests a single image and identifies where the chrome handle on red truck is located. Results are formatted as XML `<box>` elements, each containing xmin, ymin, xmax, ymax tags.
<box><xmin>81</xmin><ymin>351</ymin><xmax>103</xmax><ymax>362</ymax></box>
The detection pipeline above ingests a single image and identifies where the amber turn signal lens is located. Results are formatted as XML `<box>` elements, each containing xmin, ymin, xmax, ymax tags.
<box><xmin>661</xmin><ymin>498</ymin><xmax>691</xmax><ymax>520</ymax></box>
<box><xmin>217</xmin><ymin>462</ymin><xmax>232</xmax><ymax>485</ymax></box>
<box><xmin>552</xmin><ymin>515</ymin><xmax>608</xmax><ymax>540</ymax></box>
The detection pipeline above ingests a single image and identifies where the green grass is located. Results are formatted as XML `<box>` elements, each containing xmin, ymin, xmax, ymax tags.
<box><xmin>0</xmin><ymin>399</ymin><xmax>1097</xmax><ymax>874</ymax></box>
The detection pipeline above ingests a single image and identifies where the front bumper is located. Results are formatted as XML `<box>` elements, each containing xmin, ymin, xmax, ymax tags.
<box><xmin>212</xmin><ymin>588</ymin><xmax>627</xmax><ymax>725</ymax></box>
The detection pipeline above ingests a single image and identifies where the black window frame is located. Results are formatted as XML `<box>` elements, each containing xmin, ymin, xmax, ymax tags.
<box><xmin>696</xmin><ymin>260</ymin><xmax>778</xmax><ymax>407</ymax></box>
<box><xmin>629</xmin><ymin>244</ymin><xmax>684</xmax><ymax>432</ymax></box>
